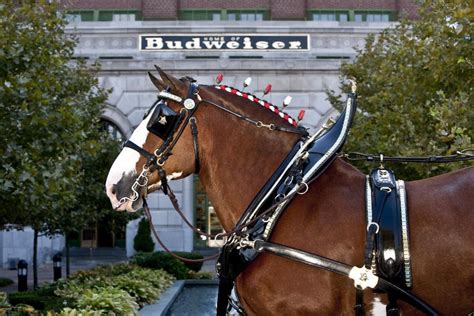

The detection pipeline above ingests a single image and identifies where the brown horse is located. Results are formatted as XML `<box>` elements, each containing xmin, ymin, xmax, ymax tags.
<box><xmin>105</xmin><ymin>68</ymin><xmax>474</xmax><ymax>315</ymax></box>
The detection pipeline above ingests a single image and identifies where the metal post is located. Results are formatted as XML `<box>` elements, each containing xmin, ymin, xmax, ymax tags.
<box><xmin>17</xmin><ymin>260</ymin><xmax>28</xmax><ymax>292</ymax></box>
<box><xmin>53</xmin><ymin>253</ymin><xmax>62</xmax><ymax>281</ymax></box>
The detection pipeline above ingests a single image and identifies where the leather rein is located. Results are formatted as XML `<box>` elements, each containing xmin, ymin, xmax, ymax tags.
<box><xmin>121</xmin><ymin>81</ymin><xmax>307</xmax><ymax>263</ymax></box>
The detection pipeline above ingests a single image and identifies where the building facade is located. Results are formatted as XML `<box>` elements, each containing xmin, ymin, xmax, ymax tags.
<box><xmin>1</xmin><ymin>0</ymin><xmax>418</xmax><ymax>266</ymax></box>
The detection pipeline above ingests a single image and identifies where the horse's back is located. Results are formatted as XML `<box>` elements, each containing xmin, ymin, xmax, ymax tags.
<box><xmin>406</xmin><ymin>166</ymin><xmax>474</xmax><ymax>314</ymax></box>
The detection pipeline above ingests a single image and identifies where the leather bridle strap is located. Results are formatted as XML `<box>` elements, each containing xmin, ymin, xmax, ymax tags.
<box><xmin>123</xmin><ymin>140</ymin><xmax>156</xmax><ymax>164</ymax></box>
<box><xmin>189</xmin><ymin>117</ymin><xmax>200</xmax><ymax>174</ymax></box>
<box><xmin>200</xmin><ymin>98</ymin><xmax>307</xmax><ymax>136</ymax></box>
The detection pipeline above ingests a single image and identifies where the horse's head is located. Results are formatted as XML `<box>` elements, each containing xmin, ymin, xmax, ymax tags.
<box><xmin>105</xmin><ymin>67</ymin><xmax>199</xmax><ymax>212</ymax></box>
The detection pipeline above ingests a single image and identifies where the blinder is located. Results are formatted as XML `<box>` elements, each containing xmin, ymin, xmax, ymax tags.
<box><xmin>146</xmin><ymin>100</ymin><xmax>181</xmax><ymax>140</ymax></box>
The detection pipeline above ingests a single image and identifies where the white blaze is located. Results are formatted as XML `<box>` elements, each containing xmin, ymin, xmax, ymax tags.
<box><xmin>105</xmin><ymin>112</ymin><xmax>154</xmax><ymax>207</ymax></box>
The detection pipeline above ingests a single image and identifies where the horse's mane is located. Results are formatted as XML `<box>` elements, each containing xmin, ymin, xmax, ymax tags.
<box><xmin>214</xmin><ymin>85</ymin><xmax>298</xmax><ymax>127</ymax></box>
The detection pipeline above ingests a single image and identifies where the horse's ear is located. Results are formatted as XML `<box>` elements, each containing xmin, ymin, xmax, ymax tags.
<box><xmin>148</xmin><ymin>72</ymin><xmax>165</xmax><ymax>90</ymax></box>
<box><xmin>154</xmin><ymin>65</ymin><xmax>184</xmax><ymax>91</ymax></box>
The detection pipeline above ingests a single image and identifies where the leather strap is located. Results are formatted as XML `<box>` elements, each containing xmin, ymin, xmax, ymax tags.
<box><xmin>123</xmin><ymin>140</ymin><xmax>155</xmax><ymax>162</ymax></box>
<box><xmin>342</xmin><ymin>149</ymin><xmax>474</xmax><ymax>163</ymax></box>
<box><xmin>190</xmin><ymin>117</ymin><xmax>200</xmax><ymax>174</ymax></box>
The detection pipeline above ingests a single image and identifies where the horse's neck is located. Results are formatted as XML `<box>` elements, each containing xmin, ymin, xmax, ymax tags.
<box><xmin>197</xmin><ymin>114</ymin><xmax>299</xmax><ymax>231</ymax></box>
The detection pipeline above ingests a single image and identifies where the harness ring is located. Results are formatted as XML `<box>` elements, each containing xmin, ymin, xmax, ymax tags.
<box><xmin>297</xmin><ymin>182</ymin><xmax>309</xmax><ymax>195</ymax></box>
<box><xmin>367</xmin><ymin>222</ymin><xmax>380</xmax><ymax>234</ymax></box>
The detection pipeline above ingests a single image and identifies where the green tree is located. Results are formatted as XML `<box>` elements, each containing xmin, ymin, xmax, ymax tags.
<box><xmin>49</xmin><ymin>133</ymin><xmax>139</xmax><ymax>276</ymax></box>
<box><xmin>328</xmin><ymin>0</ymin><xmax>473</xmax><ymax>180</ymax></box>
<box><xmin>134</xmin><ymin>218</ymin><xmax>155</xmax><ymax>253</ymax></box>
<box><xmin>0</xmin><ymin>2</ymin><xmax>108</xmax><ymax>286</ymax></box>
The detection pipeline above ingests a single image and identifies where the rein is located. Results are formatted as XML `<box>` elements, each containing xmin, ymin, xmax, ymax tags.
<box><xmin>341</xmin><ymin>149</ymin><xmax>474</xmax><ymax>164</ymax></box>
<box><xmin>141</xmin><ymin>172</ymin><xmax>309</xmax><ymax>263</ymax></box>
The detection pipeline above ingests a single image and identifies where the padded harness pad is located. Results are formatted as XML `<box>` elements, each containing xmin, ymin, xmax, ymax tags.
<box><xmin>367</xmin><ymin>168</ymin><xmax>411</xmax><ymax>288</ymax></box>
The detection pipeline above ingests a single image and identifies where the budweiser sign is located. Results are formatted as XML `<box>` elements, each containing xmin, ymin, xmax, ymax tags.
<box><xmin>140</xmin><ymin>34</ymin><xmax>310</xmax><ymax>51</ymax></box>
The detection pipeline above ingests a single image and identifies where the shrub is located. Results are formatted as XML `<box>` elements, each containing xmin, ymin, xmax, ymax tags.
<box><xmin>186</xmin><ymin>271</ymin><xmax>214</xmax><ymax>280</ymax></box>
<box><xmin>0</xmin><ymin>291</ymin><xmax>10</xmax><ymax>309</ymax></box>
<box><xmin>60</xmin><ymin>308</ymin><xmax>103</xmax><ymax>316</ymax></box>
<box><xmin>173</xmin><ymin>252</ymin><xmax>204</xmax><ymax>272</ymax></box>
<box><xmin>75</xmin><ymin>287</ymin><xmax>139</xmax><ymax>315</ymax></box>
<box><xmin>10</xmin><ymin>264</ymin><xmax>175</xmax><ymax>314</ymax></box>
<box><xmin>56</xmin><ymin>264</ymin><xmax>175</xmax><ymax>311</ymax></box>
<box><xmin>131</xmin><ymin>252</ymin><xmax>189</xmax><ymax>279</ymax></box>
<box><xmin>125</xmin><ymin>269</ymin><xmax>175</xmax><ymax>292</ymax></box>
<box><xmin>0</xmin><ymin>278</ymin><xmax>13</xmax><ymax>288</ymax></box>
<box><xmin>134</xmin><ymin>218</ymin><xmax>155</xmax><ymax>252</ymax></box>
<box><xmin>8</xmin><ymin>291</ymin><xmax>63</xmax><ymax>312</ymax></box>
<box><xmin>112</xmin><ymin>275</ymin><xmax>158</xmax><ymax>306</ymax></box>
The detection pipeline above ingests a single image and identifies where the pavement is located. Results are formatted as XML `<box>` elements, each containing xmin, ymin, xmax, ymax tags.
<box><xmin>0</xmin><ymin>257</ymin><xmax>127</xmax><ymax>293</ymax></box>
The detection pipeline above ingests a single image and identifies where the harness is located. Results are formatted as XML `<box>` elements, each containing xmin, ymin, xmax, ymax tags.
<box><xmin>119</xmin><ymin>78</ymin><xmax>472</xmax><ymax>315</ymax></box>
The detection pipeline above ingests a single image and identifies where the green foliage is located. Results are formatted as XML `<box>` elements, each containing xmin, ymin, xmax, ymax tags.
<box><xmin>0</xmin><ymin>291</ymin><xmax>9</xmax><ymax>308</ymax></box>
<box><xmin>186</xmin><ymin>271</ymin><xmax>215</xmax><ymax>280</ymax></box>
<box><xmin>173</xmin><ymin>251</ymin><xmax>204</xmax><ymax>272</ymax></box>
<box><xmin>328</xmin><ymin>0</ymin><xmax>473</xmax><ymax>180</ymax></box>
<box><xmin>60</xmin><ymin>308</ymin><xmax>103</xmax><ymax>316</ymax></box>
<box><xmin>8</xmin><ymin>290</ymin><xmax>64</xmax><ymax>312</ymax></box>
<box><xmin>0</xmin><ymin>1</ymin><xmax>110</xmax><ymax>228</ymax></box>
<box><xmin>75</xmin><ymin>287</ymin><xmax>139</xmax><ymax>315</ymax></box>
<box><xmin>55</xmin><ymin>263</ymin><xmax>174</xmax><ymax>310</ymax></box>
<box><xmin>131</xmin><ymin>251</ymin><xmax>189</xmax><ymax>279</ymax></box>
<box><xmin>133</xmin><ymin>218</ymin><xmax>155</xmax><ymax>252</ymax></box>
<box><xmin>7</xmin><ymin>263</ymin><xmax>175</xmax><ymax>314</ymax></box>
<box><xmin>0</xmin><ymin>278</ymin><xmax>13</xmax><ymax>288</ymax></box>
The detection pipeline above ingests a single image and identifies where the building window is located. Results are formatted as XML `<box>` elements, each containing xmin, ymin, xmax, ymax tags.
<box><xmin>227</xmin><ymin>10</ymin><xmax>267</xmax><ymax>21</ymax></box>
<box><xmin>367</xmin><ymin>13</ymin><xmax>390</xmax><ymax>22</ymax></box>
<box><xmin>179</xmin><ymin>10</ymin><xmax>222</xmax><ymax>21</ymax></box>
<box><xmin>354</xmin><ymin>11</ymin><xmax>393</xmax><ymax>22</ymax></box>
<box><xmin>65</xmin><ymin>11</ymin><xmax>94</xmax><ymax>22</ymax></box>
<box><xmin>180</xmin><ymin>9</ymin><xmax>268</xmax><ymax>21</ymax></box>
<box><xmin>309</xmin><ymin>11</ymin><xmax>350</xmax><ymax>22</ymax></box>
<box><xmin>112</xmin><ymin>13</ymin><xmax>136</xmax><ymax>22</ymax></box>
<box><xmin>98</xmin><ymin>10</ymin><xmax>141</xmax><ymax>22</ymax></box>
<box><xmin>66</xmin><ymin>14</ymin><xmax>81</xmax><ymax>23</ymax></box>
<box><xmin>101</xmin><ymin>120</ymin><xmax>124</xmax><ymax>142</ymax></box>
<box><xmin>309</xmin><ymin>10</ymin><xmax>394</xmax><ymax>22</ymax></box>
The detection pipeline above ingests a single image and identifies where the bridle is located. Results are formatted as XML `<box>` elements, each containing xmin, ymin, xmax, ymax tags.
<box><xmin>120</xmin><ymin>80</ymin><xmax>307</xmax><ymax>203</ymax></box>
<box><xmin>119</xmin><ymin>82</ymin><xmax>201</xmax><ymax>204</ymax></box>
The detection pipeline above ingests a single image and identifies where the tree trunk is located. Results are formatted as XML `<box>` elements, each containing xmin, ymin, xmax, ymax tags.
<box><xmin>65</xmin><ymin>232</ymin><xmax>70</xmax><ymax>277</ymax></box>
<box><xmin>33</xmin><ymin>229</ymin><xmax>38</xmax><ymax>289</ymax></box>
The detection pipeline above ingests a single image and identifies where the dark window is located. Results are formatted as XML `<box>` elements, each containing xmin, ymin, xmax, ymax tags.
<box><xmin>354</xmin><ymin>11</ymin><xmax>394</xmax><ymax>22</ymax></box>
<box><xmin>309</xmin><ymin>11</ymin><xmax>350</xmax><ymax>22</ymax></box>
<box><xmin>179</xmin><ymin>10</ymin><xmax>222</xmax><ymax>21</ymax></box>
<box><xmin>227</xmin><ymin>10</ymin><xmax>267</xmax><ymax>21</ymax></box>
<box><xmin>98</xmin><ymin>10</ymin><xmax>141</xmax><ymax>21</ymax></box>
<box><xmin>101</xmin><ymin>120</ymin><xmax>124</xmax><ymax>142</ymax></box>
<box><xmin>65</xmin><ymin>11</ymin><xmax>94</xmax><ymax>22</ymax></box>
